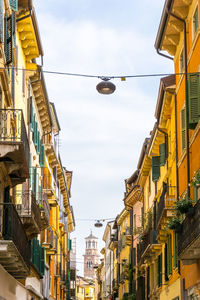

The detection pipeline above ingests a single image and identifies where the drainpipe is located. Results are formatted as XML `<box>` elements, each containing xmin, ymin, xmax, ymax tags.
<box><xmin>157</xmin><ymin>7</ymin><xmax>190</xmax><ymax>199</ymax></box>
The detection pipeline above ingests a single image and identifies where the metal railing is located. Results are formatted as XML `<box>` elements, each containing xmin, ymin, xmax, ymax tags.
<box><xmin>156</xmin><ymin>185</ymin><xmax>177</xmax><ymax>228</ymax></box>
<box><xmin>137</xmin><ymin>229</ymin><xmax>157</xmax><ymax>263</ymax></box>
<box><xmin>178</xmin><ymin>199</ymin><xmax>200</xmax><ymax>255</ymax></box>
<box><xmin>47</xmin><ymin>228</ymin><xmax>54</xmax><ymax>247</ymax></box>
<box><xmin>0</xmin><ymin>202</ymin><xmax>30</xmax><ymax>269</ymax></box>
<box><xmin>0</xmin><ymin>109</ymin><xmax>29</xmax><ymax>168</ymax></box>
<box><xmin>16</xmin><ymin>190</ymin><xmax>41</xmax><ymax>229</ymax></box>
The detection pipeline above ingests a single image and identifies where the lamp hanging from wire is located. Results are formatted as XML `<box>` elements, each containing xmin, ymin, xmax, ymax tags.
<box><xmin>96</xmin><ymin>77</ymin><xmax>116</xmax><ymax>95</ymax></box>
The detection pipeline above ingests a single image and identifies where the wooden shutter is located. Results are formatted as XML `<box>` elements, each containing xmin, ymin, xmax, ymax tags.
<box><xmin>29</xmin><ymin>153</ymin><xmax>32</xmax><ymax>188</ymax></box>
<box><xmin>40</xmin><ymin>143</ymin><xmax>45</xmax><ymax>167</ymax></box>
<box><xmin>167</xmin><ymin>235</ymin><xmax>172</xmax><ymax>276</ymax></box>
<box><xmin>40</xmin><ymin>246</ymin><xmax>45</xmax><ymax>276</ymax></box>
<box><xmin>152</xmin><ymin>156</ymin><xmax>160</xmax><ymax>182</ymax></box>
<box><xmin>157</xmin><ymin>254</ymin><xmax>162</xmax><ymax>287</ymax></box>
<box><xmin>32</xmin><ymin>167</ymin><xmax>36</xmax><ymax>195</ymax></box>
<box><xmin>4</xmin><ymin>15</ymin><xmax>13</xmax><ymax>64</ymax></box>
<box><xmin>68</xmin><ymin>239</ymin><xmax>72</xmax><ymax>251</ymax></box>
<box><xmin>0</xmin><ymin>0</ymin><xmax>3</xmax><ymax>43</ymax></box>
<box><xmin>159</xmin><ymin>143</ymin><xmax>166</xmax><ymax>166</ymax></box>
<box><xmin>34</xmin><ymin>120</ymin><xmax>38</xmax><ymax>147</ymax></box>
<box><xmin>30</xmin><ymin>97</ymin><xmax>34</xmax><ymax>131</ymax></box>
<box><xmin>181</xmin><ymin>108</ymin><xmax>186</xmax><ymax>151</ymax></box>
<box><xmin>164</xmin><ymin>243</ymin><xmax>168</xmax><ymax>281</ymax></box>
<box><xmin>188</xmin><ymin>73</ymin><xmax>200</xmax><ymax>128</ymax></box>
<box><xmin>173</xmin><ymin>232</ymin><xmax>178</xmax><ymax>269</ymax></box>
<box><xmin>37</xmin><ymin>131</ymin><xmax>40</xmax><ymax>154</ymax></box>
<box><xmin>9</xmin><ymin>0</ymin><xmax>18</xmax><ymax>11</ymax></box>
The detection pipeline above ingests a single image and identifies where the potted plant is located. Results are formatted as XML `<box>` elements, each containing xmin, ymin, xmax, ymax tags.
<box><xmin>176</xmin><ymin>197</ymin><xmax>193</xmax><ymax>214</ymax></box>
<box><xmin>167</xmin><ymin>217</ymin><xmax>182</xmax><ymax>233</ymax></box>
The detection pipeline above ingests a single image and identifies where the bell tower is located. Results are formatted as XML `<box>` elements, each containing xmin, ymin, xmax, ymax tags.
<box><xmin>83</xmin><ymin>231</ymin><xmax>99</xmax><ymax>279</ymax></box>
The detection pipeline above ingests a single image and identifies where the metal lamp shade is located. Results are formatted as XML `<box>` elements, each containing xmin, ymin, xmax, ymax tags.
<box><xmin>96</xmin><ymin>81</ymin><xmax>116</xmax><ymax>94</ymax></box>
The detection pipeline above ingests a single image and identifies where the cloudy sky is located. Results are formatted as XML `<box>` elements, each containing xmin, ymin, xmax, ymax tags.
<box><xmin>34</xmin><ymin>0</ymin><xmax>173</xmax><ymax>274</ymax></box>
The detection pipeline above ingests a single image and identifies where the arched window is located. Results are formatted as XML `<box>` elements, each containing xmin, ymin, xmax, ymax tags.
<box><xmin>88</xmin><ymin>241</ymin><xmax>91</xmax><ymax>248</ymax></box>
<box><xmin>92</xmin><ymin>241</ymin><xmax>95</xmax><ymax>248</ymax></box>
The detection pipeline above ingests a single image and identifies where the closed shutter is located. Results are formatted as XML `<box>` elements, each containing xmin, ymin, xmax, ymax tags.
<box><xmin>181</xmin><ymin>108</ymin><xmax>186</xmax><ymax>151</ymax></box>
<box><xmin>38</xmin><ymin>185</ymin><xmax>42</xmax><ymax>204</ymax></box>
<box><xmin>40</xmin><ymin>246</ymin><xmax>45</xmax><ymax>276</ymax></box>
<box><xmin>152</xmin><ymin>156</ymin><xmax>160</xmax><ymax>182</ymax></box>
<box><xmin>9</xmin><ymin>0</ymin><xmax>18</xmax><ymax>11</ymax></box>
<box><xmin>29</xmin><ymin>153</ymin><xmax>32</xmax><ymax>188</ymax></box>
<box><xmin>37</xmin><ymin>131</ymin><xmax>40</xmax><ymax>154</ymax></box>
<box><xmin>167</xmin><ymin>235</ymin><xmax>172</xmax><ymax>276</ymax></box>
<box><xmin>32</xmin><ymin>167</ymin><xmax>36</xmax><ymax>195</ymax></box>
<box><xmin>164</xmin><ymin>243</ymin><xmax>168</xmax><ymax>281</ymax></box>
<box><xmin>4</xmin><ymin>14</ymin><xmax>13</xmax><ymax>64</ymax></box>
<box><xmin>173</xmin><ymin>232</ymin><xmax>178</xmax><ymax>269</ymax></box>
<box><xmin>30</xmin><ymin>97</ymin><xmax>34</xmax><ymax>131</ymax></box>
<box><xmin>0</xmin><ymin>0</ymin><xmax>3</xmax><ymax>42</ymax></box>
<box><xmin>159</xmin><ymin>143</ymin><xmax>166</xmax><ymax>166</ymax></box>
<box><xmin>40</xmin><ymin>143</ymin><xmax>45</xmax><ymax>167</ymax></box>
<box><xmin>68</xmin><ymin>239</ymin><xmax>72</xmax><ymax>251</ymax></box>
<box><xmin>34</xmin><ymin>120</ymin><xmax>38</xmax><ymax>147</ymax></box>
<box><xmin>188</xmin><ymin>73</ymin><xmax>200</xmax><ymax>128</ymax></box>
<box><xmin>157</xmin><ymin>254</ymin><xmax>162</xmax><ymax>287</ymax></box>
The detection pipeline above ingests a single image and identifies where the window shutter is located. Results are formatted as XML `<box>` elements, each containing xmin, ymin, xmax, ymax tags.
<box><xmin>37</xmin><ymin>131</ymin><xmax>40</xmax><ymax>154</ymax></box>
<box><xmin>152</xmin><ymin>156</ymin><xmax>160</xmax><ymax>182</ymax></box>
<box><xmin>188</xmin><ymin>73</ymin><xmax>200</xmax><ymax>128</ymax></box>
<box><xmin>9</xmin><ymin>0</ymin><xmax>18</xmax><ymax>11</ymax></box>
<box><xmin>173</xmin><ymin>232</ymin><xmax>178</xmax><ymax>269</ymax></box>
<box><xmin>30</xmin><ymin>97</ymin><xmax>34</xmax><ymax>131</ymax></box>
<box><xmin>0</xmin><ymin>0</ymin><xmax>3</xmax><ymax>43</ymax></box>
<box><xmin>40</xmin><ymin>246</ymin><xmax>45</xmax><ymax>276</ymax></box>
<box><xmin>4</xmin><ymin>15</ymin><xmax>13</xmax><ymax>64</ymax></box>
<box><xmin>159</xmin><ymin>143</ymin><xmax>166</xmax><ymax>166</ymax></box>
<box><xmin>29</xmin><ymin>153</ymin><xmax>32</xmax><ymax>188</ymax></box>
<box><xmin>164</xmin><ymin>243</ymin><xmax>168</xmax><ymax>281</ymax></box>
<box><xmin>38</xmin><ymin>185</ymin><xmax>42</xmax><ymax>204</ymax></box>
<box><xmin>157</xmin><ymin>254</ymin><xmax>162</xmax><ymax>287</ymax></box>
<box><xmin>30</xmin><ymin>239</ymin><xmax>34</xmax><ymax>263</ymax></box>
<box><xmin>68</xmin><ymin>239</ymin><xmax>72</xmax><ymax>251</ymax></box>
<box><xmin>34</xmin><ymin>121</ymin><xmax>38</xmax><ymax>147</ymax></box>
<box><xmin>167</xmin><ymin>235</ymin><xmax>172</xmax><ymax>276</ymax></box>
<box><xmin>133</xmin><ymin>247</ymin><xmax>136</xmax><ymax>267</ymax></box>
<box><xmin>40</xmin><ymin>143</ymin><xmax>45</xmax><ymax>167</ymax></box>
<box><xmin>181</xmin><ymin>108</ymin><xmax>186</xmax><ymax>151</ymax></box>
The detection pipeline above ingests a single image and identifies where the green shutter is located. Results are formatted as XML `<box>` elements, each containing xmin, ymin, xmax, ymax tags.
<box><xmin>40</xmin><ymin>246</ymin><xmax>45</xmax><ymax>276</ymax></box>
<box><xmin>167</xmin><ymin>235</ymin><xmax>172</xmax><ymax>276</ymax></box>
<box><xmin>194</xmin><ymin>7</ymin><xmax>199</xmax><ymax>33</ymax></box>
<box><xmin>164</xmin><ymin>243</ymin><xmax>168</xmax><ymax>281</ymax></box>
<box><xmin>68</xmin><ymin>239</ymin><xmax>72</xmax><ymax>251</ymax></box>
<box><xmin>0</xmin><ymin>0</ymin><xmax>3</xmax><ymax>43</ymax></box>
<box><xmin>34</xmin><ymin>121</ymin><xmax>38</xmax><ymax>147</ymax></box>
<box><xmin>181</xmin><ymin>108</ymin><xmax>186</xmax><ymax>151</ymax></box>
<box><xmin>188</xmin><ymin>73</ymin><xmax>200</xmax><ymax>128</ymax></box>
<box><xmin>159</xmin><ymin>143</ymin><xmax>166</xmax><ymax>166</ymax></box>
<box><xmin>37</xmin><ymin>131</ymin><xmax>40</xmax><ymax>154</ymax></box>
<box><xmin>30</xmin><ymin>239</ymin><xmax>34</xmax><ymax>263</ymax></box>
<box><xmin>152</xmin><ymin>156</ymin><xmax>160</xmax><ymax>182</ymax></box>
<box><xmin>173</xmin><ymin>232</ymin><xmax>178</xmax><ymax>269</ymax></box>
<box><xmin>40</xmin><ymin>144</ymin><xmax>45</xmax><ymax>167</ymax></box>
<box><xmin>157</xmin><ymin>254</ymin><xmax>162</xmax><ymax>287</ymax></box>
<box><xmin>30</xmin><ymin>97</ymin><xmax>34</xmax><ymax>131</ymax></box>
<box><xmin>4</xmin><ymin>15</ymin><xmax>13</xmax><ymax>64</ymax></box>
<box><xmin>193</xmin><ymin>185</ymin><xmax>198</xmax><ymax>202</ymax></box>
<box><xmin>9</xmin><ymin>0</ymin><xmax>18</xmax><ymax>11</ymax></box>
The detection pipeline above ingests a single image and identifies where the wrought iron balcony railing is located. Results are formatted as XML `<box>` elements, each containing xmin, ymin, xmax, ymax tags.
<box><xmin>0</xmin><ymin>202</ymin><xmax>30</xmax><ymax>272</ymax></box>
<box><xmin>137</xmin><ymin>229</ymin><xmax>158</xmax><ymax>264</ymax></box>
<box><xmin>156</xmin><ymin>185</ymin><xmax>177</xmax><ymax>229</ymax></box>
<box><xmin>178</xmin><ymin>199</ymin><xmax>200</xmax><ymax>261</ymax></box>
<box><xmin>0</xmin><ymin>109</ymin><xmax>29</xmax><ymax>168</ymax></box>
<box><xmin>16</xmin><ymin>190</ymin><xmax>41</xmax><ymax>237</ymax></box>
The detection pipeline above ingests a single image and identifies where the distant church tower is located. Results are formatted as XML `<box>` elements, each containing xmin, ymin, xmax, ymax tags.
<box><xmin>83</xmin><ymin>231</ymin><xmax>99</xmax><ymax>279</ymax></box>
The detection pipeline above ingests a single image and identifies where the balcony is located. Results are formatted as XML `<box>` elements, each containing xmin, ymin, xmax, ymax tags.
<box><xmin>137</xmin><ymin>229</ymin><xmax>160</xmax><ymax>264</ymax></box>
<box><xmin>40</xmin><ymin>193</ymin><xmax>50</xmax><ymax>230</ymax></box>
<box><xmin>43</xmin><ymin>134</ymin><xmax>58</xmax><ymax>168</ymax></box>
<box><xmin>178</xmin><ymin>199</ymin><xmax>200</xmax><ymax>264</ymax></box>
<box><xmin>0</xmin><ymin>109</ymin><xmax>29</xmax><ymax>186</ymax></box>
<box><xmin>156</xmin><ymin>185</ymin><xmax>177</xmax><ymax>242</ymax></box>
<box><xmin>125</xmin><ymin>227</ymin><xmax>132</xmax><ymax>246</ymax></box>
<box><xmin>42</xmin><ymin>228</ymin><xmax>54</xmax><ymax>254</ymax></box>
<box><xmin>16</xmin><ymin>190</ymin><xmax>41</xmax><ymax>239</ymax></box>
<box><xmin>0</xmin><ymin>202</ymin><xmax>30</xmax><ymax>278</ymax></box>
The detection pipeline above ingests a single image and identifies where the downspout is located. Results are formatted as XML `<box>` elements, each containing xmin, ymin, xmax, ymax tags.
<box><xmin>157</xmin><ymin>7</ymin><xmax>190</xmax><ymax>199</ymax></box>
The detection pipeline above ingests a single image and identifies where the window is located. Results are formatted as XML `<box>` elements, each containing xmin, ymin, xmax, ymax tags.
<box><xmin>180</xmin><ymin>49</ymin><xmax>184</xmax><ymax>72</ymax></box>
<box><xmin>152</xmin><ymin>156</ymin><xmax>160</xmax><ymax>182</ymax></box>
<box><xmin>148</xmin><ymin>175</ymin><xmax>151</xmax><ymax>193</ymax></box>
<box><xmin>181</xmin><ymin>107</ymin><xmax>186</xmax><ymax>152</ymax></box>
<box><xmin>193</xmin><ymin>6</ymin><xmax>199</xmax><ymax>35</ymax></box>
<box><xmin>188</xmin><ymin>73</ymin><xmax>200</xmax><ymax>129</ymax></box>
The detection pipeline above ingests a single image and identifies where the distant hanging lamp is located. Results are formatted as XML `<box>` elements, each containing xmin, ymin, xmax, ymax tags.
<box><xmin>94</xmin><ymin>220</ymin><xmax>103</xmax><ymax>227</ymax></box>
<box><xmin>96</xmin><ymin>77</ymin><xmax>116</xmax><ymax>95</ymax></box>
